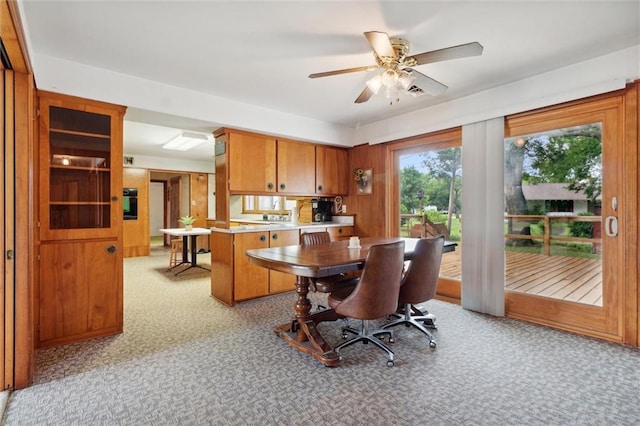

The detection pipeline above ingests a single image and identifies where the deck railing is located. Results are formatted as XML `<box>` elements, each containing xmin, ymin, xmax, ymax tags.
<box><xmin>401</xmin><ymin>214</ymin><xmax>450</xmax><ymax>238</ymax></box>
<box><xmin>505</xmin><ymin>214</ymin><xmax>601</xmax><ymax>256</ymax></box>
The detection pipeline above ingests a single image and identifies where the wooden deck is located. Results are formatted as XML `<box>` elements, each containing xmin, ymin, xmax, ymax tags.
<box><xmin>439</xmin><ymin>248</ymin><xmax>602</xmax><ymax>306</ymax></box>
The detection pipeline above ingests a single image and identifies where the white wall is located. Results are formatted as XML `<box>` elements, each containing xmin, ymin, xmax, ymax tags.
<box><xmin>149</xmin><ymin>182</ymin><xmax>164</xmax><ymax>237</ymax></box>
<box><xmin>32</xmin><ymin>54</ymin><xmax>355</xmax><ymax>146</ymax></box>
<box><xmin>30</xmin><ymin>42</ymin><xmax>637</xmax><ymax>149</ymax></box>
<box><xmin>124</xmin><ymin>155</ymin><xmax>213</xmax><ymax>174</ymax></box>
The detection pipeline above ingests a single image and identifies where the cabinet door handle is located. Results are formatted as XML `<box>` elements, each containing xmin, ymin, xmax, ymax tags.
<box><xmin>279</xmin><ymin>183</ymin><xmax>286</xmax><ymax>190</ymax></box>
<box><xmin>259</xmin><ymin>235</ymin><xmax>266</xmax><ymax>242</ymax></box>
<box><xmin>106</xmin><ymin>245</ymin><xmax>117</xmax><ymax>254</ymax></box>
<box><xmin>317</xmin><ymin>185</ymin><xmax>323</xmax><ymax>192</ymax></box>
<box><xmin>111</xmin><ymin>196</ymin><xmax>118</xmax><ymax>201</ymax></box>
<box><xmin>272</xmin><ymin>233</ymin><xmax>278</xmax><ymax>240</ymax></box>
<box><xmin>267</xmin><ymin>183</ymin><xmax>274</xmax><ymax>190</ymax></box>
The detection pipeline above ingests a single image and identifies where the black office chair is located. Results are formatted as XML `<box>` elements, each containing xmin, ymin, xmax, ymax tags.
<box><xmin>381</xmin><ymin>236</ymin><xmax>444</xmax><ymax>348</ymax></box>
<box><xmin>327</xmin><ymin>241</ymin><xmax>405</xmax><ymax>366</ymax></box>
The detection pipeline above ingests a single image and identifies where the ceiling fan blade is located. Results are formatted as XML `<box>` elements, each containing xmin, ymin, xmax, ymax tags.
<box><xmin>409</xmin><ymin>42</ymin><xmax>484</xmax><ymax>66</ymax></box>
<box><xmin>364</xmin><ymin>31</ymin><xmax>396</xmax><ymax>59</ymax></box>
<box><xmin>309</xmin><ymin>65</ymin><xmax>376</xmax><ymax>79</ymax></box>
<box><xmin>408</xmin><ymin>69</ymin><xmax>448</xmax><ymax>95</ymax></box>
<box><xmin>354</xmin><ymin>86</ymin><xmax>375</xmax><ymax>104</ymax></box>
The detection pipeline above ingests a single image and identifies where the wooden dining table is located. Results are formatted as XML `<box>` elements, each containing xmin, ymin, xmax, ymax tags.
<box><xmin>246</xmin><ymin>237</ymin><xmax>456</xmax><ymax>367</ymax></box>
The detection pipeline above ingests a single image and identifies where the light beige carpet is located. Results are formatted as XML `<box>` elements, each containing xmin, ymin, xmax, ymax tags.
<box><xmin>3</xmin><ymin>248</ymin><xmax>640</xmax><ymax>425</ymax></box>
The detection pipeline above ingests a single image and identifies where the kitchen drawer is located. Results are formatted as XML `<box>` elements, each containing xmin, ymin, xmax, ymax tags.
<box><xmin>327</xmin><ymin>226</ymin><xmax>353</xmax><ymax>240</ymax></box>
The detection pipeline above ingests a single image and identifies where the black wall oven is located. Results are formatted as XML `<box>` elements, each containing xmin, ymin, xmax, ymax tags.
<box><xmin>123</xmin><ymin>188</ymin><xmax>138</xmax><ymax>220</ymax></box>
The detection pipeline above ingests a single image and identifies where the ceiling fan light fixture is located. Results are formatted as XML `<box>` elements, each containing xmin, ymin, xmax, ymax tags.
<box><xmin>398</xmin><ymin>71</ymin><xmax>415</xmax><ymax>91</ymax></box>
<box><xmin>366</xmin><ymin>74</ymin><xmax>383</xmax><ymax>94</ymax></box>
<box><xmin>162</xmin><ymin>131</ymin><xmax>209</xmax><ymax>151</ymax></box>
<box><xmin>385</xmin><ymin>85</ymin><xmax>399</xmax><ymax>101</ymax></box>
<box><xmin>381</xmin><ymin>69</ymin><xmax>399</xmax><ymax>88</ymax></box>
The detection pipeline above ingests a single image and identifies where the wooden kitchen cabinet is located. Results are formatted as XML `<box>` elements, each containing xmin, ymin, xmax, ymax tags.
<box><xmin>212</xmin><ymin>228</ymin><xmax>299</xmax><ymax>304</ymax></box>
<box><xmin>37</xmin><ymin>91</ymin><xmax>126</xmax><ymax>347</ymax></box>
<box><xmin>327</xmin><ymin>226</ymin><xmax>354</xmax><ymax>240</ymax></box>
<box><xmin>228</xmin><ymin>131</ymin><xmax>277</xmax><ymax>193</ymax></box>
<box><xmin>276</xmin><ymin>139</ymin><xmax>315</xmax><ymax>194</ymax></box>
<box><xmin>316</xmin><ymin>145</ymin><xmax>349</xmax><ymax>195</ymax></box>
<box><xmin>38</xmin><ymin>240</ymin><xmax>122</xmax><ymax>346</ymax></box>
<box><xmin>233</xmin><ymin>231</ymin><xmax>269</xmax><ymax>300</ymax></box>
<box><xmin>266</xmin><ymin>229</ymin><xmax>300</xmax><ymax>293</ymax></box>
<box><xmin>214</xmin><ymin>128</ymin><xmax>348</xmax><ymax>229</ymax></box>
<box><xmin>227</xmin><ymin>131</ymin><xmax>315</xmax><ymax>195</ymax></box>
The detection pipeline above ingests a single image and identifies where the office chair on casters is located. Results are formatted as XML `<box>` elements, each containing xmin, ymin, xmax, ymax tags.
<box><xmin>381</xmin><ymin>236</ymin><xmax>445</xmax><ymax>349</ymax></box>
<box><xmin>327</xmin><ymin>241</ymin><xmax>405</xmax><ymax>367</ymax></box>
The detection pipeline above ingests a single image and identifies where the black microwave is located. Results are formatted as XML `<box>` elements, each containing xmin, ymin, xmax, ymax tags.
<box><xmin>123</xmin><ymin>188</ymin><xmax>138</xmax><ymax>220</ymax></box>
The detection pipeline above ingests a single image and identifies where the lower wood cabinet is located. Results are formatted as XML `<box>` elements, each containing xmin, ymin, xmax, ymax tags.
<box><xmin>211</xmin><ymin>229</ymin><xmax>299</xmax><ymax>305</ymax></box>
<box><xmin>327</xmin><ymin>226</ymin><xmax>354</xmax><ymax>240</ymax></box>
<box><xmin>38</xmin><ymin>239</ymin><xmax>123</xmax><ymax>347</ymax></box>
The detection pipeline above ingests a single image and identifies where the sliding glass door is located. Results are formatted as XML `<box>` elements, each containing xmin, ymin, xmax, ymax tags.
<box><xmin>504</xmin><ymin>96</ymin><xmax>624</xmax><ymax>340</ymax></box>
<box><xmin>388</xmin><ymin>129</ymin><xmax>462</xmax><ymax>300</ymax></box>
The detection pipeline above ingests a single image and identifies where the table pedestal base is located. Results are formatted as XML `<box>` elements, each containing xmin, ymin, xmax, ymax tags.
<box><xmin>274</xmin><ymin>321</ymin><xmax>340</xmax><ymax>367</ymax></box>
<box><xmin>274</xmin><ymin>276</ymin><xmax>342</xmax><ymax>367</ymax></box>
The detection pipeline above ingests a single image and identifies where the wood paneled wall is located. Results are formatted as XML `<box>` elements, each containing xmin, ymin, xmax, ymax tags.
<box><xmin>123</xmin><ymin>168</ymin><xmax>150</xmax><ymax>257</ymax></box>
<box><xmin>190</xmin><ymin>172</ymin><xmax>209</xmax><ymax>250</ymax></box>
<box><xmin>344</xmin><ymin>143</ymin><xmax>388</xmax><ymax>237</ymax></box>
<box><xmin>4</xmin><ymin>0</ymin><xmax>35</xmax><ymax>389</ymax></box>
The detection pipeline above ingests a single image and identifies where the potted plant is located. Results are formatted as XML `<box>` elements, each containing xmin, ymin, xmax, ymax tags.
<box><xmin>179</xmin><ymin>215</ymin><xmax>195</xmax><ymax>231</ymax></box>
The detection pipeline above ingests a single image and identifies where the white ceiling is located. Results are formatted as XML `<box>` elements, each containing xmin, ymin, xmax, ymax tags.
<box><xmin>17</xmin><ymin>1</ymin><xmax>640</xmax><ymax>162</ymax></box>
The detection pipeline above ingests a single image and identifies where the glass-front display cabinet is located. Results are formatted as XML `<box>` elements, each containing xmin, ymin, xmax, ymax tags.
<box><xmin>39</xmin><ymin>93</ymin><xmax>125</xmax><ymax>240</ymax></box>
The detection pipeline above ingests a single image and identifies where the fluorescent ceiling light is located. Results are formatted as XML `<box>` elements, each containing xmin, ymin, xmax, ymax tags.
<box><xmin>162</xmin><ymin>131</ymin><xmax>209</xmax><ymax>151</ymax></box>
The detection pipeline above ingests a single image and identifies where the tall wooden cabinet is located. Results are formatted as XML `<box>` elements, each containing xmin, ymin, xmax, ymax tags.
<box><xmin>36</xmin><ymin>91</ymin><xmax>126</xmax><ymax>347</ymax></box>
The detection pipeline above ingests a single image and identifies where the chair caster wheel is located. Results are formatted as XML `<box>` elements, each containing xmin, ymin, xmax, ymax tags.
<box><xmin>429</xmin><ymin>340</ymin><xmax>437</xmax><ymax>348</ymax></box>
<box><xmin>386</xmin><ymin>360</ymin><xmax>394</xmax><ymax>367</ymax></box>
<box><xmin>389</xmin><ymin>337</ymin><xmax>395</xmax><ymax>343</ymax></box>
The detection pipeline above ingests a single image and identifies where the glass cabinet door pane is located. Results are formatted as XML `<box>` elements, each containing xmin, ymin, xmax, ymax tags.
<box><xmin>48</xmin><ymin>106</ymin><xmax>112</xmax><ymax>230</ymax></box>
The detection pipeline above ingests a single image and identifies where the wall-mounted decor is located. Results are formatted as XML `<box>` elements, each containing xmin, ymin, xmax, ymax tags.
<box><xmin>354</xmin><ymin>168</ymin><xmax>373</xmax><ymax>195</ymax></box>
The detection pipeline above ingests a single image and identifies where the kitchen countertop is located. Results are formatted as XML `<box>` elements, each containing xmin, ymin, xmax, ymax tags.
<box><xmin>211</xmin><ymin>220</ymin><xmax>353</xmax><ymax>234</ymax></box>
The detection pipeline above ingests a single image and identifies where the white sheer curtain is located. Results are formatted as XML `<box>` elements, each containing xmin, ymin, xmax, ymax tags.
<box><xmin>461</xmin><ymin>117</ymin><xmax>505</xmax><ymax>316</ymax></box>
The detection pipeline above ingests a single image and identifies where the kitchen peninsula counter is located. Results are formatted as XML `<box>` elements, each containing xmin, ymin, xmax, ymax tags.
<box><xmin>210</xmin><ymin>218</ymin><xmax>354</xmax><ymax>305</ymax></box>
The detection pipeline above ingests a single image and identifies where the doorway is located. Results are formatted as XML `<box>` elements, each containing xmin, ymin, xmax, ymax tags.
<box><xmin>149</xmin><ymin>181</ymin><xmax>165</xmax><ymax>247</ymax></box>
<box><xmin>149</xmin><ymin>172</ymin><xmax>191</xmax><ymax>247</ymax></box>
<box><xmin>504</xmin><ymin>94</ymin><xmax>626</xmax><ymax>341</ymax></box>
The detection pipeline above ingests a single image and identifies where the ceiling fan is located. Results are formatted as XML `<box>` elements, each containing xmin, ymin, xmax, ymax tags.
<box><xmin>309</xmin><ymin>31</ymin><xmax>483</xmax><ymax>104</ymax></box>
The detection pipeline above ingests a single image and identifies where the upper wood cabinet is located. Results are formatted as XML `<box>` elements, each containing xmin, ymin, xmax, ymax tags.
<box><xmin>316</xmin><ymin>145</ymin><xmax>348</xmax><ymax>195</ymax></box>
<box><xmin>215</xmin><ymin>128</ymin><xmax>349</xmax><ymax>224</ymax></box>
<box><xmin>228</xmin><ymin>131</ymin><xmax>277</xmax><ymax>193</ymax></box>
<box><xmin>276</xmin><ymin>139</ymin><xmax>315</xmax><ymax>194</ymax></box>
<box><xmin>38</xmin><ymin>91</ymin><xmax>126</xmax><ymax>241</ymax></box>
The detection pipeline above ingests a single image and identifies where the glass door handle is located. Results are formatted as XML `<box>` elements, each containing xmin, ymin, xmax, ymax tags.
<box><xmin>605</xmin><ymin>216</ymin><xmax>618</xmax><ymax>237</ymax></box>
